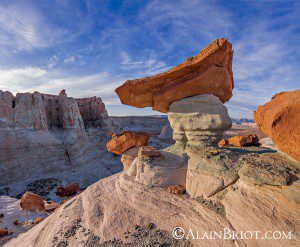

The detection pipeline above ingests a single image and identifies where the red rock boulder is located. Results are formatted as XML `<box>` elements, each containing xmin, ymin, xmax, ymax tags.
<box><xmin>56</xmin><ymin>183</ymin><xmax>80</xmax><ymax>197</ymax></box>
<box><xmin>0</xmin><ymin>229</ymin><xmax>8</xmax><ymax>237</ymax></box>
<box><xmin>227</xmin><ymin>134</ymin><xmax>260</xmax><ymax>147</ymax></box>
<box><xmin>254</xmin><ymin>90</ymin><xmax>300</xmax><ymax>161</ymax></box>
<box><xmin>106</xmin><ymin>131</ymin><xmax>150</xmax><ymax>154</ymax></box>
<box><xmin>166</xmin><ymin>185</ymin><xmax>186</xmax><ymax>195</ymax></box>
<box><xmin>19</xmin><ymin>192</ymin><xmax>45</xmax><ymax>211</ymax></box>
<box><xmin>115</xmin><ymin>38</ymin><xmax>234</xmax><ymax>113</ymax></box>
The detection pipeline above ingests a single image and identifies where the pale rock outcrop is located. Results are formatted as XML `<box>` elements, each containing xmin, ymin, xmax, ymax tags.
<box><xmin>254</xmin><ymin>89</ymin><xmax>300</xmax><ymax>161</ymax></box>
<box><xmin>0</xmin><ymin>90</ymin><xmax>121</xmax><ymax>191</ymax></box>
<box><xmin>186</xmin><ymin>147</ymin><xmax>239</xmax><ymax>198</ymax></box>
<box><xmin>6</xmin><ymin>149</ymin><xmax>299</xmax><ymax>247</ymax></box>
<box><xmin>168</xmin><ymin>94</ymin><xmax>232</xmax><ymax>150</ymax></box>
<box><xmin>138</xmin><ymin>146</ymin><xmax>161</xmax><ymax>158</ymax></box>
<box><xmin>76</xmin><ymin>96</ymin><xmax>110</xmax><ymax>127</ymax></box>
<box><xmin>126</xmin><ymin>150</ymin><xmax>187</xmax><ymax>187</ymax></box>
<box><xmin>120</xmin><ymin>147</ymin><xmax>139</xmax><ymax>171</ymax></box>
<box><xmin>115</xmin><ymin>38</ymin><xmax>234</xmax><ymax>113</ymax></box>
<box><xmin>158</xmin><ymin>125</ymin><xmax>173</xmax><ymax>140</ymax></box>
<box><xmin>0</xmin><ymin>90</ymin><xmax>84</xmax><ymax>130</ymax></box>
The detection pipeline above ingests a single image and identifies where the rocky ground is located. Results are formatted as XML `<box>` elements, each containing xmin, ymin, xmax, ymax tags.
<box><xmin>5</xmin><ymin>144</ymin><xmax>299</xmax><ymax>247</ymax></box>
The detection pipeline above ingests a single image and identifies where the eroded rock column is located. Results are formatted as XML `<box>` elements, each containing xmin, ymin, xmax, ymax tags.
<box><xmin>168</xmin><ymin>94</ymin><xmax>232</xmax><ymax>149</ymax></box>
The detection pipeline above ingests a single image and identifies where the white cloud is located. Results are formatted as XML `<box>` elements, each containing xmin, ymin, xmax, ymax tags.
<box><xmin>47</xmin><ymin>55</ymin><xmax>59</xmax><ymax>69</ymax></box>
<box><xmin>64</xmin><ymin>56</ymin><xmax>75</xmax><ymax>63</ymax></box>
<box><xmin>0</xmin><ymin>66</ymin><xmax>124</xmax><ymax>105</ymax></box>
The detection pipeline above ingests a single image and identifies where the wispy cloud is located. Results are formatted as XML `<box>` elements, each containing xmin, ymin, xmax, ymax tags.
<box><xmin>64</xmin><ymin>56</ymin><xmax>75</xmax><ymax>63</ymax></box>
<box><xmin>47</xmin><ymin>55</ymin><xmax>59</xmax><ymax>69</ymax></box>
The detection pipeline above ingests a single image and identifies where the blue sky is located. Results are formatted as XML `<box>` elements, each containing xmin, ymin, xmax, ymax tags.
<box><xmin>0</xmin><ymin>0</ymin><xmax>299</xmax><ymax>118</ymax></box>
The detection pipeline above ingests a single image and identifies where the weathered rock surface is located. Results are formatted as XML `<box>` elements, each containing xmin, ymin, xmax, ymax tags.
<box><xmin>254</xmin><ymin>90</ymin><xmax>300</xmax><ymax>161</ymax></box>
<box><xmin>106</xmin><ymin>131</ymin><xmax>150</xmax><ymax>154</ymax></box>
<box><xmin>6</xmin><ymin>148</ymin><xmax>299</xmax><ymax>247</ymax></box>
<box><xmin>115</xmin><ymin>38</ymin><xmax>234</xmax><ymax>113</ymax></box>
<box><xmin>76</xmin><ymin>96</ymin><xmax>110</xmax><ymax>127</ymax></box>
<box><xmin>120</xmin><ymin>147</ymin><xmax>139</xmax><ymax>171</ymax></box>
<box><xmin>19</xmin><ymin>192</ymin><xmax>45</xmax><ymax>211</ymax></box>
<box><xmin>126</xmin><ymin>150</ymin><xmax>187</xmax><ymax>187</ymax></box>
<box><xmin>168</xmin><ymin>94</ymin><xmax>232</xmax><ymax>150</ymax></box>
<box><xmin>0</xmin><ymin>90</ymin><xmax>122</xmax><ymax>192</ymax></box>
<box><xmin>138</xmin><ymin>146</ymin><xmax>161</xmax><ymax>158</ymax></box>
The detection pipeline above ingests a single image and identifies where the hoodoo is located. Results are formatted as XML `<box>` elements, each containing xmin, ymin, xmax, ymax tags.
<box><xmin>115</xmin><ymin>38</ymin><xmax>234</xmax><ymax>113</ymax></box>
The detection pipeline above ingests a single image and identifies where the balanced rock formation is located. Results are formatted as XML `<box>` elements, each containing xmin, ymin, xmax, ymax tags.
<box><xmin>19</xmin><ymin>192</ymin><xmax>45</xmax><ymax>211</ymax></box>
<box><xmin>106</xmin><ymin>131</ymin><xmax>150</xmax><ymax>154</ymax></box>
<box><xmin>116</xmin><ymin>38</ymin><xmax>234</xmax><ymax>113</ymax></box>
<box><xmin>168</xmin><ymin>94</ymin><xmax>232</xmax><ymax>150</ymax></box>
<box><xmin>254</xmin><ymin>90</ymin><xmax>300</xmax><ymax>161</ymax></box>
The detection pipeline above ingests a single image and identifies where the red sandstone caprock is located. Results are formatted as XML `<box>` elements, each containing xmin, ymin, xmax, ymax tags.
<box><xmin>115</xmin><ymin>38</ymin><xmax>234</xmax><ymax>113</ymax></box>
<box><xmin>254</xmin><ymin>90</ymin><xmax>300</xmax><ymax>161</ymax></box>
<box><xmin>106</xmin><ymin>131</ymin><xmax>150</xmax><ymax>154</ymax></box>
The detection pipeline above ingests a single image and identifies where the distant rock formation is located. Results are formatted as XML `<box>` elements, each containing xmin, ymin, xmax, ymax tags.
<box><xmin>116</xmin><ymin>38</ymin><xmax>234</xmax><ymax>113</ymax></box>
<box><xmin>0</xmin><ymin>90</ymin><xmax>84</xmax><ymax>130</ymax></box>
<box><xmin>76</xmin><ymin>96</ymin><xmax>110</xmax><ymax>127</ymax></box>
<box><xmin>254</xmin><ymin>90</ymin><xmax>300</xmax><ymax>161</ymax></box>
<box><xmin>0</xmin><ymin>90</ymin><xmax>121</xmax><ymax>192</ymax></box>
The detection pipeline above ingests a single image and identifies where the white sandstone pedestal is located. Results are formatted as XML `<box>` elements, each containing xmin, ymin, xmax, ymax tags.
<box><xmin>168</xmin><ymin>94</ymin><xmax>232</xmax><ymax>149</ymax></box>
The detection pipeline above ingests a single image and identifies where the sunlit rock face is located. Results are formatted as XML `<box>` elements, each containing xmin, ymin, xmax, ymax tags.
<box><xmin>0</xmin><ymin>90</ymin><xmax>84</xmax><ymax>130</ymax></box>
<box><xmin>254</xmin><ymin>89</ymin><xmax>300</xmax><ymax>161</ymax></box>
<box><xmin>168</xmin><ymin>94</ymin><xmax>232</xmax><ymax>150</ymax></box>
<box><xmin>115</xmin><ymin>38</ymin><xmax>234</xmax><ymax>113</ymax></box>
<box><xmin>76</xmin><ymin>96</ymin><xmax>111</xmax><ymax>128</ymax></box>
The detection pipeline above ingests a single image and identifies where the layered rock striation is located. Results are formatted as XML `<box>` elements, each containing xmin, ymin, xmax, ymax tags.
<box><xmin>168</xmin><ymin>94</ymin><xmax>232</xmax><ymax>150</ymax></box>
<box><xmin>0</xmin><ymin>90</ymin><xmax>84</xmax><ymax>130</ymax></box>
<box><xmin>0</xmin><ymin>90</ymin><xmax>121</xmax><ymax>191</ymax></box>
<box><xmin>116</xmin><ymin>38</ymin><xmax>234</xmax><ymax>113</ymax></box>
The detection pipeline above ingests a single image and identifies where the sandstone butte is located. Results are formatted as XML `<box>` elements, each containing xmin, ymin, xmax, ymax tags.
<box><xmin>115</xmin><ymin>38</ymin><xmax>234</xmax><ymax>113</ymax></box>
<box><xmin>254</xmin><ymin>89</ymin><xmax>300</xmax><ymax>161</ymax></box>
<box><xmin>106</xmin><ymin>131</ymin><xmax>150</xmax><ymax>154</ymax></box>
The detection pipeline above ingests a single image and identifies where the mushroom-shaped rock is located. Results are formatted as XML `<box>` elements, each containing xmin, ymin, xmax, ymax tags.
<box><xmin>19</xmin><ymin>192</ymin><xmax>45</xmax><ymax>211</ymax></box>
<box><xmin>254</xmin><ymin>90</ymin><xmax>300</xmax><ymax>161</ymax></box>
<box><xmin>106</xmin><ymin>131</ymin><xmax>150</xmax><ymax>154</ymax></box>
<box><xmin>115</xmin><ymin>38</ymin><xmax>234</xmax><ymax>113</ymax></box>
